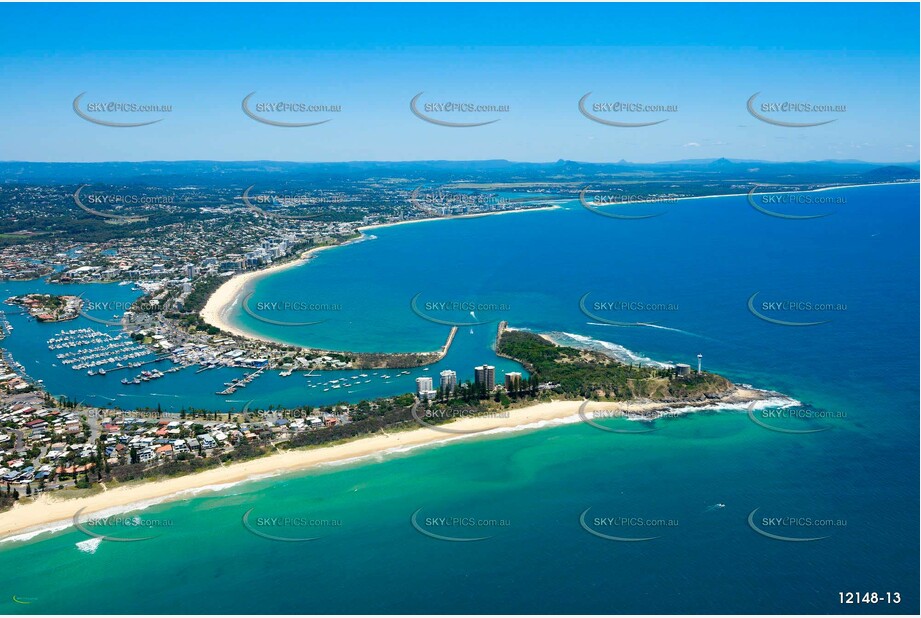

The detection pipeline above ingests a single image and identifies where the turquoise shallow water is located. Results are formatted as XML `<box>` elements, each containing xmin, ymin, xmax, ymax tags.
<box><xmin>0</xmin><ymin>184</ymin><xmax>918</xmax><ymax>613</ymax></box>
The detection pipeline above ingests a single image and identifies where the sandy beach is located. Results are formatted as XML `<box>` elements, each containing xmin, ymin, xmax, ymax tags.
<box><xmin>670</xmin><ymin>180</ymin><xmax>919</xmax><ymax>203</ymax></box>
<box><xmin>199</xmin><ymin>242</ymin><xmax>342</xmax><ymax>343</ymax></box>
<box><xmin>200</xmin><ymin>205</ymin><xmax>561</xmax><ymax>342</ymax></box>
<box><xmin>0</xmin><ymin>387</ymin><xmax>779</xmax><ymax>542</ymax></box>
<box><xmin>356</xmin><ymin>203</ymin><xmax>561</xmax><ymax>233</ymax></box>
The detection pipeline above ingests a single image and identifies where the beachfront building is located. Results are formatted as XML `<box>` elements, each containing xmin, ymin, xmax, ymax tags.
<box><xmin>439</xmin><ymin>369</ymin><xmax>457</xmax><ymax>393</ymax></box>
<box><xmin>416</xmin><ymin>376</ymin><xmax>437</xmax><ymax>400</ymax></box>
<box><xmin>416</xmin><ymin>376</ymin><xmax>433</xmax><ymax>393</ymax></box>
<box><xmin>504</xmin><ymin>371</ymin><xmax>522</xmax><ymax>392</ymax></box>
<box><xmin>474</xmin><ymin>365</ymin><xmax>495</xmax><ymax>392</ymax></box>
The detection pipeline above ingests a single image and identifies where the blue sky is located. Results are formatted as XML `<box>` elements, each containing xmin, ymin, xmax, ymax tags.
<box><xmin>1</xmin><ymin>3</ymin><xmax>918</xmax><ymax>163</ymax></box>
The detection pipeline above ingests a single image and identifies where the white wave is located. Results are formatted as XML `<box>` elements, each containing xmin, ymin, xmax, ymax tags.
<box><xmin>326</xmin><ymin>394</ymin><xmax>797</xmax><ymax>460</ymax></box>
<box><xmin>341</xmin><ymin>234</ymin><xmax>376</xmax><ymax>246</ymax></box>
<box><xmin>547</xmin><ymin>331</ymin><xmax>674</xmax><ymax>368</ymax></box>
<box><xmin>0</xmin><ymin>520</ymin><xmax>73</xmax><ymax>545</ymax></box>
<box><xmin>624</xmin><ymin>395</ymin><xmax>800</xmax><ymax>421</ymax></box>
<box><xmin>586</xmin><ymin>321</ymin><xmax>710</xmax><ymax>340</ymax></box>
<box><xmin>76</xmin><ymin>537</ymin><xmax>102</xmax><ymax>554</ymax></box>
<box><xmin>176</xmin><ymin>474</ymin><xmax>280</xmax><ymax>497</ymax></box>
<box><xmin>0</xmin><ymin>474</ymin><xmax>285</xmax><ymax>546</ymax></box>
<box><xmin>316</xmin><ymin>411</ymin><xmax>621</xmax><ymax>466</ymax></box>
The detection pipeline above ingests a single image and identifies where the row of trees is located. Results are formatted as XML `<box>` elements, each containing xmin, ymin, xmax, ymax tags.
<box><xmin>430</xmin><ymin>374</ymin><xmax>543</xmax><ymax>405</ymax></box>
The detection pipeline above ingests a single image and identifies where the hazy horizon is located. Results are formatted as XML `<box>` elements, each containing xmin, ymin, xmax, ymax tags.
<box><xmin>1</xmin><ymin>157</ymin><xmax>918</xmax><ymax>165</ymax></box>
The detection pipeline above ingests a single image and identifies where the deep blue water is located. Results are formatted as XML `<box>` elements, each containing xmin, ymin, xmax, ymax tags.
<box><xmin>0</xmin><ymin>183</ymin><xmax>917</xmax><ymax>614</ymax></box>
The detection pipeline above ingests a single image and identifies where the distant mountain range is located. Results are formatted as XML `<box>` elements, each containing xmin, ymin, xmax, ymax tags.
<box><xmin>0</xmin><ymin>159</ymin><xmax>917</xmax><ymax>184</ymax></box>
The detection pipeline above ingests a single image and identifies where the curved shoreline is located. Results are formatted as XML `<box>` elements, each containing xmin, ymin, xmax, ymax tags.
<box><xmin>0</xmin><ymin>386</ymin><xmax>786</xmax><ymax>544</ymax></box>
<box><xmin>671</xmin><ymin>179</ymin><xmax>920</xmax><ymax>203</ymax></box>
<box><xmin>198</xmin><ymin>182</ymin><xmax>918</xmax><ymax>349</ymax></box>
<box><xmin>199</xmin><ymin>242</ymin><xmax>342</xmax><ymax>346</ymax></box>
<box><xmin>199</xmin><ymin>205</ymin><xmax>561</xmax><ymax>356</ymax></box>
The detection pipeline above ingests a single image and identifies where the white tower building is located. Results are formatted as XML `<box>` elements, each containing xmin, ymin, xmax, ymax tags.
<box><xmin>439</xmin><ymin>369</ymin><xmax>457</xmax><ymax>393</ymax></box>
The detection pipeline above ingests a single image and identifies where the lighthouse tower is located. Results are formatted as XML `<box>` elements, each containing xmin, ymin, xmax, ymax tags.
<box><xmin>697</xmin><ymin>353</ymin><xmax>703</xmax><ymax>375</ymax></box>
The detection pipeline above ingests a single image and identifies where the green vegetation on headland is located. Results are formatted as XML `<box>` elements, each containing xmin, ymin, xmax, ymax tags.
<box><xmin>495</xmin><ymin>328</ymin><xmax>732</xmax><ymax>401</ymax></box>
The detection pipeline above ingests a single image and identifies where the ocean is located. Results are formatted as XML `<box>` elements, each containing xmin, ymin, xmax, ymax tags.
<box><xmin>0</xmin><ymin>183</ymin><xmax>917</xmax><ymax>614</ymax></box>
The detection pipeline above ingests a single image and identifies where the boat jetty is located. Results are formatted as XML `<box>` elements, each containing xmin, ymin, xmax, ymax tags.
<box><xmin>216</xmin><ymin>366</ymin><xmax>266</xmax><ymax>395</ymax></box>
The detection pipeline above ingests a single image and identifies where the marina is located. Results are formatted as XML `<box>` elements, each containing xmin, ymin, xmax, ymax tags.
<box><xmin>48</xmin><ymin>328</ymin><xmax>159</xmax><ymax>372</ymax></box>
